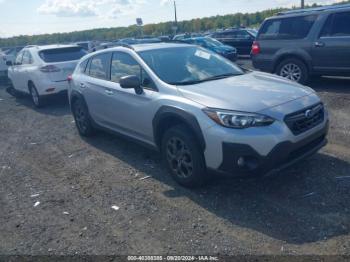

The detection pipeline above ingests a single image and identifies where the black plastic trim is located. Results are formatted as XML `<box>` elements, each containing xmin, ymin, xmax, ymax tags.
<box><xmin>153</xmin><ymin>106</ymin><xmax>206</xmax><ymax>151</ymax></box>
<box><xmin>218</xmin><ymin>121</ymin><xmax>329</xmax><ymax>176</ymax></box>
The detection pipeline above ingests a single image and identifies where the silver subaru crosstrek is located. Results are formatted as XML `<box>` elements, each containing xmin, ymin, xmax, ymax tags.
<box><xmin>68</xmin><ymin>43</ymin><xmax>329</xmax><ymax>187</ymax></box>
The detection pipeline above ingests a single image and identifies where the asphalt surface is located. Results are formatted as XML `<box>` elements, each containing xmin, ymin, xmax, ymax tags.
<box><xmin>0</xmin><ymin>62</ymin><xmax>349</xmax><ymax>256</ymax></box>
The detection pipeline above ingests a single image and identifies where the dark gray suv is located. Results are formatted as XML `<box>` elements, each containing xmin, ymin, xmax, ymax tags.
<box><xmin>252</xmin><ymin>4</ymin><xmax>350</xmax><ymax>84</ymax></box>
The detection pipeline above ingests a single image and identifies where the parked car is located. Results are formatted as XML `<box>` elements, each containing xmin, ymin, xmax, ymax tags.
<box><xmin>251</xmin><ymin>4</ymin><xmax>350</xmax><ymax>84</ymax></box>
<box><xmin>75</xmin><ymin>41</ymin><xmax>97</xmax><ymax>52</ymax></box>
<box><xmin>3</xmin><ymin>46</ymin><xmax>24</xmax><ymax>64</ymax></box>
<box><xmin>173</xmin><ymin>33</ymin><xmax>202</xmax><ymax>41</ymax></box>
<box><xmin>0</xmin><ymin>51</ymin><xmax>8</xmax><ymax>78</ymax></box>
<box><xmin>69</xmin><ymin>43</ymin><xmax>328</xmax><ymax>187</ymax></box>
<box><xmin>0</xmin><ymin>46</ymin><xmax>24</xmax><ymax>78</ymax></box>
<box><xmin>211</xmin><ymin>28</ymin><xmax>256</xmax><ymax>55</ymax></box>
<box><xmin>7</xmin><ymin>44</ymin><xmax>87</xmax><ymax>107</ymax></box>
<box><xmin>180</xmin><ymin>37</ymin><xmax>237</xmax><ymax>61</ymax></box>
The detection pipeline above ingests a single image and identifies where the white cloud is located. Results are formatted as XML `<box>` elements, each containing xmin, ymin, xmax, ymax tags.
<box><xmin>37</xmin><ymin>0</ymin><xmax>146</xmax><ymax>19</ymax></box>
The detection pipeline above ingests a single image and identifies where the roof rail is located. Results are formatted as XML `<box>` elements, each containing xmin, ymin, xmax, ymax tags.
<box><xmin>278</xmin><ymin>3</ymin><xmax>350</xmax><ymax>15</ymax></box>
<box><xmin>117</xmin><ymin>43</ymin><xmax>135</xmax><ymax>50</ymax></box>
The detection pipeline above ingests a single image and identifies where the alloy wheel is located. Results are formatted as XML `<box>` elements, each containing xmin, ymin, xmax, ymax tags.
<box><xmin>280</xmin><ymin>63</ymin><xmax>302</xmax><ymax>82</ymax></box>
<box><xmin>166</xmin><ymin>137</ymin><xmax>194</xmax><ymax>179</ymax></box>
<box><xmin>31</xmin><ymin>87</ymin><xmax>39</xmax><ymax>106</ymax></box>
<box><xmin>74</xmin><ymin>103</ymin><xmax>88</xmax><ymax>133</ymax></box>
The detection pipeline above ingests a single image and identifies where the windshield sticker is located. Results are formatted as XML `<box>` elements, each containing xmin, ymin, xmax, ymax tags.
<box><xmin>195</xmin><ymin>50</ymin><xmax>211</xmax><ymax>60</ymax></box>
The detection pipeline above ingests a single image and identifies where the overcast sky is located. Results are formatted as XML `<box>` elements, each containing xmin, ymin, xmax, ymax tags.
<box><xmin>0</xmin><ymin>0</ymin><xmax>343</xmax><ymax>38</ymax></box>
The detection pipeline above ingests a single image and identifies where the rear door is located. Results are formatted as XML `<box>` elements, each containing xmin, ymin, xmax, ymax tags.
<box><xmin>38</xmin><ymin>47</ymin><xmax>86</xmax><ymax>82</ymax></box>
<box><xmin>15</xmin><ymin>50</ymin><xmax>34</xmax><ymax>91</ymax></box>
<box><xmin>311</xmin><ymin>11</ymin><xmax>350</xmax><ymax>74</ymax></box>
<box><xmin>81</xmin><ymin>52</ymin><xmax>112</xmax><ymax>125</ymax></box>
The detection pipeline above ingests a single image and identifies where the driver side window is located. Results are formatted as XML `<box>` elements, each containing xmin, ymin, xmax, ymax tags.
<box><xmin>111</xmin><ymin>52</ymin><xmax>156</xmax><ymax>90</ymax></box>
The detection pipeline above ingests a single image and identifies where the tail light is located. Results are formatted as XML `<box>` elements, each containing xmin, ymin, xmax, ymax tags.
<box><xmin>251</xmin><ymin>41</ymin><xmax>261</xmax><ymax>55</ymax></box>
<box><xmin>40</xmin><ymin>65</ymin><xmax>61</xmax><ymax>73</ymax></box>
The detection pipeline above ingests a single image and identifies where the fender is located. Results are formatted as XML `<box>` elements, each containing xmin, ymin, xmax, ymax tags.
<box><xmin>273</xmin><ymin>48</ymin><xmax>313</xmax><ymax>72</ymax></box>
<box><xmin>153</xmin><ymin>106</ymin><xmax>206</xmax><ymax>151</ymax></box>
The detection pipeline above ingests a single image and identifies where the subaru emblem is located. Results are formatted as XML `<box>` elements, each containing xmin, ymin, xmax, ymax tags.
<box><xmin>305</xmin><ymin>109</ymin><xmax>314</xmax><ymax>118</ymax></box>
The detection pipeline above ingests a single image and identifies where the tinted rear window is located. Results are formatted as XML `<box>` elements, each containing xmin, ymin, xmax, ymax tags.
<box><xmin>258</xmin><ymin>15</ymin><xmax>317</xmax><ymax>40</ymax></box>
<box><xmin>39</xmin><ymin>47</ymin><xmax>87</xmax><ymax>63</ymax></box>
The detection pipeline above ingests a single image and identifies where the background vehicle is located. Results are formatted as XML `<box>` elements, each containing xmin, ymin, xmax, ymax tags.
<box><xmin>180</xmin><ymin>37</ymin><xmax>237</xmax><ymax>61</ymax></box>
<box><xmin>75</xmin><ymin>41</ymin><xmax>98</xmax><ymax>52</ymax></box>
<box><xmin>0</xmin><ymin>51</ymin><xmax>7</xmax><ymax>78</ymax></box>
<box><xmin>211</xmin><ymin>28</ymin><xmax>256</xmax><ymax>55</ymax></box>
<box><xmin>173</xmin><ymin>33</ymin><xmax>203</xmax><ymax>41</ymax></box>
<box><xmin>7</xmin><ymin>44</ymin><xmax>86</xmax><ymax>107</ymax></box>
<box><xmin>252</xmin><ymin>4</ymin><xmax>350</xmax><ymax>84</ymax></box>
<box><xmin>69</xmin><ymin>43</ymin><xmax>328</xmax><ymax>188</ymax></box>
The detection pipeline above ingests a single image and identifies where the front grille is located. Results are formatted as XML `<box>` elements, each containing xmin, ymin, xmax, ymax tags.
<box><xmin>284</xmin><ymin>103</ymin><xmax>324</xmax><ymax>135</ymax></box>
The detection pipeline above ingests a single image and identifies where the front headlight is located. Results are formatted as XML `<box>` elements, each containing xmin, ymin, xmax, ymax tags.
<box><xmin>203</xmin><ymin>108</ymin><xmax>275</xmax><ymax>129</ymax></box>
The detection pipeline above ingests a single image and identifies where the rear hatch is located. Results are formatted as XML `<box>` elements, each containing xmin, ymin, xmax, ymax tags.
<box><xmin>39</xmin><ymin>47</ymin><xmax>86</xmax><ymax>82</ymax></box>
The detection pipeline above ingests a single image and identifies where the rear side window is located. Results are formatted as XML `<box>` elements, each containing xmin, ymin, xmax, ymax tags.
<box><xmin>320</xmin><ymin>12</ymin><xmax>350</xmax><ymax>37</ymax></box>
<box><xmin>258</xmin><ymin>15</ymin><xmax>317</xmax><ymax>40</ymax></box>
<box><xmin>39</xmin><ymin>47</ymin><xmax>86</xmax><ymax>63</ymax></box>
<box><xmin>89</xmin><ymin>53</ymin><xmax>111</xmax><ymax>80</ymax></box>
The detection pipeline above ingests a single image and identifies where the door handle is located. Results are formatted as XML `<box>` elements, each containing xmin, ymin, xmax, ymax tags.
<box><xmin>105</xmin><ymin>89</ymin><xmax>114</xmax><ymax>95</ymax></box>
<box><xmin>314</xmin><ymin>41</ymin><xmax>325</xmax><ymax>47</ymax></box>
<box><xmin>79</xmin><ymin>83</ymin><xmax>86</xmax><ymax>88</ymax></box>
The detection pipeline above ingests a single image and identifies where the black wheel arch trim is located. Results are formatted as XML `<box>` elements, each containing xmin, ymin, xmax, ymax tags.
<box><xmin>153</xmin><ymin>106</ymin><xmax>206</xmax><ymax>151</ymax></box>
<box><xmin>273</xmin><ymin>51</ymin><xmax>312</xmax><ymax>73</ymax></box>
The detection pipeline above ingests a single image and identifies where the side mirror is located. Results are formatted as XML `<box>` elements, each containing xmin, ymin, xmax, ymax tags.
<box><xmin>6</xmin><ymin>61</ymin><xmax>12</xmax><ymax>66</ymax></box>
<box><xmin>120</xmin><ymin>75</ymin><xmax>143</xmax><ymax>95</ymax></box>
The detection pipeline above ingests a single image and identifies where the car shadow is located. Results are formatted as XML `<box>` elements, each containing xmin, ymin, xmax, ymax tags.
<box><xmin>4</xmin><ymin>86</ymin><xmax>71</xmax><ymax>117</ymax></box>
<box><xmin>309</xmin><ymin>76</ymin><xmax>350</xmax><ymax>94</ymax></box>
<box><xmin>83</xmin><ymin>131</ymin><xmax>350</xmax><ymax>245</ymax></box>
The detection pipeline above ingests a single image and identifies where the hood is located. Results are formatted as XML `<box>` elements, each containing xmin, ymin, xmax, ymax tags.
<box><xmin>177</xmin><ymin>71</ymin><xmax>315</xmax><ymax>112</ymax></box>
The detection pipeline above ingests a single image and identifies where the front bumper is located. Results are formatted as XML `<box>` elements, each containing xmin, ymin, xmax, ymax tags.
<box><xmin>217</xmin><ymin>121</ymin><xmax>329</xmax><ymax>176</ymax></box>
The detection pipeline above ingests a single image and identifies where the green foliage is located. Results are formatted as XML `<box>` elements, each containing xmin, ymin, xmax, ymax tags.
<box><xmin>1</xmin><ymin>1</ymin><xmax>349</xmax><ymax>48</ymax></box>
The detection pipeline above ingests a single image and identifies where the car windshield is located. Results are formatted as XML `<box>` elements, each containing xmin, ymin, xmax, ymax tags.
<box><xmin>138</xmin><ymin>46</ymin><xmax>243</xmax><ymax>86</ymax></box>
<box><xmin>39</xmin><ymin>47</ymin><xmax>87</xmax><ymax>63</ymax></box>
<box><xmin>203</xmin><ymin>38</ymin><xmax>223</xmax><ymax>48</ymax></box>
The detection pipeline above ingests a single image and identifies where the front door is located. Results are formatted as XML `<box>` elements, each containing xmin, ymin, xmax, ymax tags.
<box><xmin>102</xmin><ymin>51</ymin><xmax>159</xmax><ymax>144</ymax></box>
<box><xmin>312</xmin><ymin>11</ymin><xmax>350</xmax><ymax>75</ymax></box>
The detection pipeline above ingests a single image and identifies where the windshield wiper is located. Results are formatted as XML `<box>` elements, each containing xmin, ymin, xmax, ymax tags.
<box><xmin>172</xmin><ymin>73</ymin><xmax>240</xmax><ymax>86</ymax></box>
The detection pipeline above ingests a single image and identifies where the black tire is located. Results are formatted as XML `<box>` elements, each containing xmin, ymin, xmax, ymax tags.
<box><xmin>72</xmin><ymin>98</ymin><xmax>96</xmax><ymax>137</ymax></box>
<box><xmin>29</xmin><ymin>83</ymin><xmax>44</xmax><ymax>108</ymax></box>
<box><xmin>276</xmin><ymin>58</ymin><xmax>309</xmax><ymax>84</ymax></box>
<box><xmin>161</xmin><ymin>125</ymin><xmax>207</xmax><ymax>188</ymax></box>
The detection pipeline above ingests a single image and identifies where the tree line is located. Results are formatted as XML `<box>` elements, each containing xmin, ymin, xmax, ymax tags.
<box><xmin>0</xmin><ymin>1</ymin><xmax>349</xmax><ymax>48</ymax></box>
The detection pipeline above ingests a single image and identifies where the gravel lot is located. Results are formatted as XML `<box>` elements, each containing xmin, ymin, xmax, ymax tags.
<box><xmin>0</xmin><ymin>61</ymin><xmax>349</xmax><ymax>256</ymax></box>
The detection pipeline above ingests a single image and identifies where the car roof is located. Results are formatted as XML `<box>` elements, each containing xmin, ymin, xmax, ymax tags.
<box><xmin>271</xmin><ymin>3</ymin><xmax>350</xmax><ymax>19</ymax></box>
<box><xmin>81</xmin><ymin>43</ymin><xmax>194</xmax><ymax>60</ymax></box>
<box><xmin>26</xmin><ymin>44</ymin><xmax>80</xmax><ymax>51</ymax></box>
<box><xmin>129</xmin><ymin>42</ymin><xmax>194</xmax><ymax>52</ymax></box>
<box><xmin>183</xmin><ymin>37</ymin><xmax>208</xmax><ymax>41</ymax></box>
